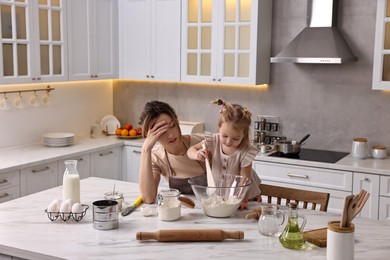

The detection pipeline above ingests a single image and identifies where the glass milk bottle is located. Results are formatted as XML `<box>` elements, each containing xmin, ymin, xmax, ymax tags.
<box><xmin>63</xmin><ymin>160</ymin><xmax>80</xmax><ymax>203</ymax></box>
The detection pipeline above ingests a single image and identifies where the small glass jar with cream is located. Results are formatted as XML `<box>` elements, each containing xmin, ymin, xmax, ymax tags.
<box><xmin>104</xmin><ymin>191</ymin><xmax>124</xmax><ymax>212</ymax></box>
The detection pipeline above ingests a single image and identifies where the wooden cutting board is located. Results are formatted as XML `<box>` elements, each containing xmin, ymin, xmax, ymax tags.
<box><xmin>303</xmin><ymin>227</ymin><xmax>327</xmax><ymax>247</ymax></box>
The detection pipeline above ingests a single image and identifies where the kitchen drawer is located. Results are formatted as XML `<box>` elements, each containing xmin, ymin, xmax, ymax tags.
<box><xmin>262</xmin><ymin>180</ymin><xmax>350</xmax><ymax>214</ymax></box>
<box><xmin>20</xmin><ymin>161</ymin><xmax>58</xmax><ymax>196</ymax></box>
<box><xmin>0</xmin><ymin>170</ymin><xmax>19</xmax><ymax>190</ymax></box>
<box><xmin>254</xmin><ymin>161</ymin><xmax>353</xmax><ymax>191</ymax></box>
<box><xmin>0</xmin><ymin>186</ymin><xmax>20</xmax><ymax>203</ymax></box>
<box><xmin>380</xmin><ymin>175</ymin><xmax>390</xmax><ymax>197</ymax></box>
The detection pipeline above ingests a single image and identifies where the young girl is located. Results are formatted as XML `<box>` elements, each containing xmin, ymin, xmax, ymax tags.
<box><xmin>187</xmin><ymin>99</ymin><xmax>261</xmax><ymax>210</ymax></box>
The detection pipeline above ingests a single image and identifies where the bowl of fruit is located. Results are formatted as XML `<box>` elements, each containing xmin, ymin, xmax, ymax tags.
<box><xmin>116</xmin><ymin>123</ymin><xmax>143</xmax><ymax>139</ymax></box>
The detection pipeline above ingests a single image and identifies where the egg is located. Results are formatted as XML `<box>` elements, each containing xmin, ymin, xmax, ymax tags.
<box><xmin>64</xmin><ymin>199</ymin><xmax>74</xmax><ymax>207</ymax></box>
<box><xmin>140</xmin><ymin>205</ymin><xmax>153</xmax><ymax>217</ymax></box>
<box><xmin>47</xmin><ymin>202</ymin><xmax>59</xmax><ymax>218</ymax></box>
<box><xmin>71</xmin><ymin>203</ymin><xmax>84</xmax><ymax>220</ymax></box>
<box><xmin>51</xmin><ymin>198</ymin><xmax>62</xmax><ymax>209</ymax></box>
<box><xmin>59</xmin><ymin>201</ymin><xmax>72</xmax><ymax>218</ymax></box>
<box><xmin>71</xmin><ymin>203</ymin><xmax>83</xmax><ymax>213</ymax></box>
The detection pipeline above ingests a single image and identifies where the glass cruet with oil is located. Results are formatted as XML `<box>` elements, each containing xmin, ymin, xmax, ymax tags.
<box><xmin>279</xmin><ymin>202</ymin><xmax>307</xmax><ymax>249</ymax></box>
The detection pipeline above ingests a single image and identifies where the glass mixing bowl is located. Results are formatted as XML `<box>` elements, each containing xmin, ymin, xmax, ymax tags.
<box><xmin>188</xmin><ymin>174</ymin><xmax>252</xmax><ymax>218</ymax></box>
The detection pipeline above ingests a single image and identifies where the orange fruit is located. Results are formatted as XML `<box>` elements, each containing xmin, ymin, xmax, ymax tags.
<box><xmin>115</xmin><ymin>128</ymin><xmax>123</xmax><ymax>136</ymax></box>
<box><xmin>121</xmin><ymin>129</ymin><xmax>129</xmax><ymax>136</ymax></box>
<box><xmin>129</xmin><ymin>129</ymin><xmax>137</xmax><ymax>136</ymax></box>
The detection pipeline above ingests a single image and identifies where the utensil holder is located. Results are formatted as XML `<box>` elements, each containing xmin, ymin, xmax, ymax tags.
<box><xmin>327</xmin><ymin>220</ymin><xmax>354</xmax><ymax>260</ymax></box>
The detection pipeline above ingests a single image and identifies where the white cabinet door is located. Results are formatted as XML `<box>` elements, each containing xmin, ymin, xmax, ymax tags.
<box><xmin>57</xmin><ymin>154</ymin><xmax>91</xmax><ymax>184</ymax></box>
<box><xmin>119</xmin><ymin>0</ymin><xmax>181</xmax><ymax>81</ymax></box>
<box><xmin>181</xmin><ymin>0</ymin><xmax>272</xmax><ymax>85</ymax></box>
<box><xmin>0</xmin><ymin>0</ymin><xmax>67</xmax><ymax>84</ymax></box>
<box><xmin>67</xmin><ymin>0</ymin><xmax>117</xmax><ymax>81</ymax></box>
<box><xmin>20</xmin><ymin>161</ymin><xmax>58</xmax><ymax>196</ymax></box>
<box><xmin>123</xmin><ymin>145</ymin><xmax>142</xmax><ymax>182</ymax></box>
<box><xmin>91</xmin><ymin>147</ymin><xmax>122</xmax><ymax>180</ymax></box>
<box><xmin>379</xmin><ymin>196</ymin><xmax>390</xmax><ymax>220</ymax></box>
<box><xmin>0</xmin><ymin>170</ymin><xmax>20</xmax><ymax>203</ymax></box>
<box><xmin>353</xmin><ymin>172</ymin><xmax>380</xmax><ymax>219</ymax></box>
<box><xmin>373</xmin><ymin>0</ymin><xmax>390</xmax><ymax>90</ymax></box>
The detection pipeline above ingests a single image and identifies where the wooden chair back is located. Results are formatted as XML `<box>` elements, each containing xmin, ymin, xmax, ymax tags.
<box><xmin>259</xmin><ymin>183</ymin><xmax>330</xmax><ymax>212</ymax></box>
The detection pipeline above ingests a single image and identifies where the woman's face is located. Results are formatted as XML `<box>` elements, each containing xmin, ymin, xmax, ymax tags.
<box><xmin>151</xmin><ymin>113</ymin><xmax>181</xmax><ymax>148</ymax></box>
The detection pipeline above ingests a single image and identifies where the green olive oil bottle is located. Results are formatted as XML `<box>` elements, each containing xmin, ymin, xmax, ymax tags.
<box><xmin>279</xmin><ymin>202</ymin><xmax>306</xmax><ymax>249</ymax></box>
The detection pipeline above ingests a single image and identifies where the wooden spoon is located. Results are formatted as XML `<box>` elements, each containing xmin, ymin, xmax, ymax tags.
<box><xmin>340</xmin><ymin>195</ymin><xmax>354</xmax><ymax>227</ymax></box>
<box><xmin>346</xmin><ymin>195</ymin><xmax>360</xmax><ymax>227</ymax></box>
<box><xmin>353</xmin><ymin>190</ymin><xmax>370</xmax><ymax>218</ymax></box>
<box><xmin>202</xmin><ymin>141</ymin><xmax>215</xmax><ymax>196</ymax></box>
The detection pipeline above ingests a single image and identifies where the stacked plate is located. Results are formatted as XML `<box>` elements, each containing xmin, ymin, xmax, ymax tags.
<box><xmin>42</xmin><ymin>132</ymin><xmax>75</xmax><ymax>147</ymax></box>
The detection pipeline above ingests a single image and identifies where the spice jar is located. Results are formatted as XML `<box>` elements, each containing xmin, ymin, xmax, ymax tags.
<box><xmin>158</xmin><ymin>188</ymin><xmax>181</xmax><ymax>221</ymax></box>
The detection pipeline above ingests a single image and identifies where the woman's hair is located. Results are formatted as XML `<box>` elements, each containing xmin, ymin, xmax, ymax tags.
<box><xmin>139</xmin><ymin>101</ymin><xmax>180</xmax><ymax>138</ymax></box>
<box><xmin>212</xmin><ymin>99</ymin><xmax>252</xmax><ymax>148</ymax></box>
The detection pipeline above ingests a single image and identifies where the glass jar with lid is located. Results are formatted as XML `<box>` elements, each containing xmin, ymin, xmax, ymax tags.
<box><xmin>157</xmin><ymin>188</ymin><xmax>181</xmax><ymax>221</ymax></box>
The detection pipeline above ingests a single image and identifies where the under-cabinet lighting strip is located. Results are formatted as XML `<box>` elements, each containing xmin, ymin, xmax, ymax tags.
<box><xmin>0</xmin><ymin>86</ymin><xmax>55</xmax><ymax>95</ymax></box>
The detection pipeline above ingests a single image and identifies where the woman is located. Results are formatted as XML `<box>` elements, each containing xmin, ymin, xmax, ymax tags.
<box><xmin>138</xmin><ymin>101</ymin><xmax>205</xmax><ymax>203</ymax></box>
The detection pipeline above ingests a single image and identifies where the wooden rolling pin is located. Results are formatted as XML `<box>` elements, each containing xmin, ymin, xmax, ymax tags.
<box><xmin>136</xmin><ymin>229</ymin><xmax>244</xmax><ymax>242</ymax></box>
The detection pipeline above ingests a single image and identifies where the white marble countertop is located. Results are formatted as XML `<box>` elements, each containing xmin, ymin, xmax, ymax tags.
<box><xmin>1</xmin><ymin>135</ymin><xmax>390</xmax><ymax>176</ymax></box>
<box><xmin>0</xmin><ymin>177</ymin><xmax>388</xmax><ymax>260</ymax></box>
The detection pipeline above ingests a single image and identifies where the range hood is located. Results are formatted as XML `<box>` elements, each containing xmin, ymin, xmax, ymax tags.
<box><xmin>271</xmin><ymin>0</ymin><xmax>357</xmax><ymax>64</ymax></box>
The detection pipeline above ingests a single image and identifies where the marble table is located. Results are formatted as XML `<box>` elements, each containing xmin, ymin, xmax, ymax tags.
<box><xmin>0</xmin><ymin>177</ymin><xmax>389</xmax><ymax>260</ymax></box>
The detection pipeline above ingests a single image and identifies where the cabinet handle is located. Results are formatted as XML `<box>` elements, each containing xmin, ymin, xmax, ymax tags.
<box><xmin>287</xmin><ymin>173</ymin><xmax>309</xmax><ymax>179</ymax></box>
<box><xmin>99</xmin><ymin>151</ymin><xmax>114</xmax><ymax>157</ymax></box>
<box><xmin>0</xmin><ymin>193</ymin><xmax>9</xmax><ymax>199</ymax></box>
<box><xmin>32</xmin><ymin>166</ymin><xmax>50</xmax><ymax>173</ymax></box>
<box><xmin>363</xmin><ymin>177</ymin><xmax>370</xmax><ymax>181</ymax></box>
<box><xmin>218</xmin><ymin>79</ymin><xmax>221</xmax><ymax>82</ymax></box>
<box><xmin>212</xmin><ymin>78</ymin><xmax>216</xmax><ymax>81</ymax></box>
<box><xmin>151</xmin><ymin>75</ymin><xmax>154</xmax><ymax>79</ymax></box>
<box><xmin>146</xmin><ymin>75</ymin><xmax>150</xmax><ymax>78</ymax></box>
<box><xmin>32</xmin><ymin>78</ymin><xmax>36</xmax><ymax>80</ymax></box>
<box><xmin>77</xmin><ymin>158</ymin><xmax>84</xmax><ymax>162</ymax></box>
<box><xmin>0</xmin><ymin>179</ymin><xmax>8</xmax><ymax>185</ymax></box>
<box><xmin>37</xmin><ymin>77</ymin><xmax>41</xmax><ymax>80</ymax></box>
<box><xmin>133</xmin><ymin>150</ymin><xmax>141</xmax><ymax>154</ymax></box>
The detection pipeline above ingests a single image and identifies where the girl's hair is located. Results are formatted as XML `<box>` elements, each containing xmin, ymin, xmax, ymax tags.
<box><xmin>212</xmin><ymin>99</ymin><xmax>252</xmax><ymax>148</ymax></box>
<box><xmin>139</xmin><ymin>100</ymin><xmax>181</xmax><ymax>138</ymax></box>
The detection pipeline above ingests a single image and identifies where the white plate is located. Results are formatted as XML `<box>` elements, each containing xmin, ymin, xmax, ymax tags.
<box><xmin>43</xmin><ymin>132</ymin><xmax>74</xmax><ymax>139</ymax></box>
<box><xmin>100</xmin><ymin>115</ymin><xmax>120</xmax><ymax>135</ymax></box>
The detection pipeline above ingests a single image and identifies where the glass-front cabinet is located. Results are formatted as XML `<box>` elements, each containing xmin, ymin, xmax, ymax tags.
<box><xmin>0</xmin><ymin>0</ymin><xmax>67</xmax><ymax>84</ymax></box>
<box><xmin>373</xmin><ymin>0</ymin><xmax>390</xmax><ymax>90</ymax></box>
<box><xmin>181</xmin><ymin>0</ymin><xmax>272</xmax><ymax>85</ymax></box>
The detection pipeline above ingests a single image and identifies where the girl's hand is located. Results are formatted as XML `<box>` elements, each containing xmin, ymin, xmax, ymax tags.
<box><xmin>239</xmin><ymin>199</ymin><xmax>249</xmax><ymax>211</ymax></box>
<box><xmin>196</xmin><ymin>148</ymin><xmax>208</xmax><ymax>162</ymax></box>
<box><xmin>142</xmin><ymin>120</ymin><xmax>169</xmax><ymax>151</ymax></box>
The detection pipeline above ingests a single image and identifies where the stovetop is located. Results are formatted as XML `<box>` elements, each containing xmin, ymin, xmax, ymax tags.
<box><xmin>268</xmin><ymin>148</ymin><xmax>349</xmax><ymax>164</ymax></box>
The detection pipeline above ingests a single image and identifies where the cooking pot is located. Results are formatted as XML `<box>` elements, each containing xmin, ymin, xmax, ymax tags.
<box><xmin>277</xmin><ymin>134</ymin><xmax>310</xmax><ymax>155</ymax></box>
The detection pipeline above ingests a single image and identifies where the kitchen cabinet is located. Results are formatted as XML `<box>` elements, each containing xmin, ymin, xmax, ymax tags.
<box><xmin>123</xmin><ymin>145</ymin><xmax>142</xmax><ymax>182</ymax></box>
<box><xmin>67</xmin><ymin>0</ymin><xmax>118</xmax><ymax>81</ymax></box>
<box><xmin>20</xmin><ymin>161</ymin><xmax>58</xmax><ymax>196</ymax></box>
<box><xmin>379</xmin><ymin>175</ymin><xmax>390</xmax><ymax>220</ymax></box>
<box><xmin>118</xmin><ymin>0</ymin><xmax>181</xmax><ymax>81</ymax></box>
<box><xmin>0</xmin><ymin>0</ymin><xmax>67</xmax><ymax>84</ymax></box>
<box><xmin>90</xmin><ymin>147</ymin><xmax>122</xmax><ymax>180</ymax></box>
<box><xmin>373</xmin><ymin>0</ymin><xmax>390</xmax><ymax>89</ymax></box>
<box><xmin>0</xmin><ymin>170</ymin><xmax>20</xmax><ymax>203</ymax></box>
<box><xmin>352</xmin><ymin>172</ymin><xmax>380</xmax><ymax>219</ymax></box>
<box><xmin>253</xmin><ymin>161</ymin><xmax>353</xmax><ymax>214</ymax></box>
<box><xmin>181</xmin><ymin>0</ymin><xmax>272</xmax><ymax>85</ymax></box>
<box><xmin>57</xmin><ymin>154</ymin><xmax>91</xmax><ymax>183</ymax></box>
